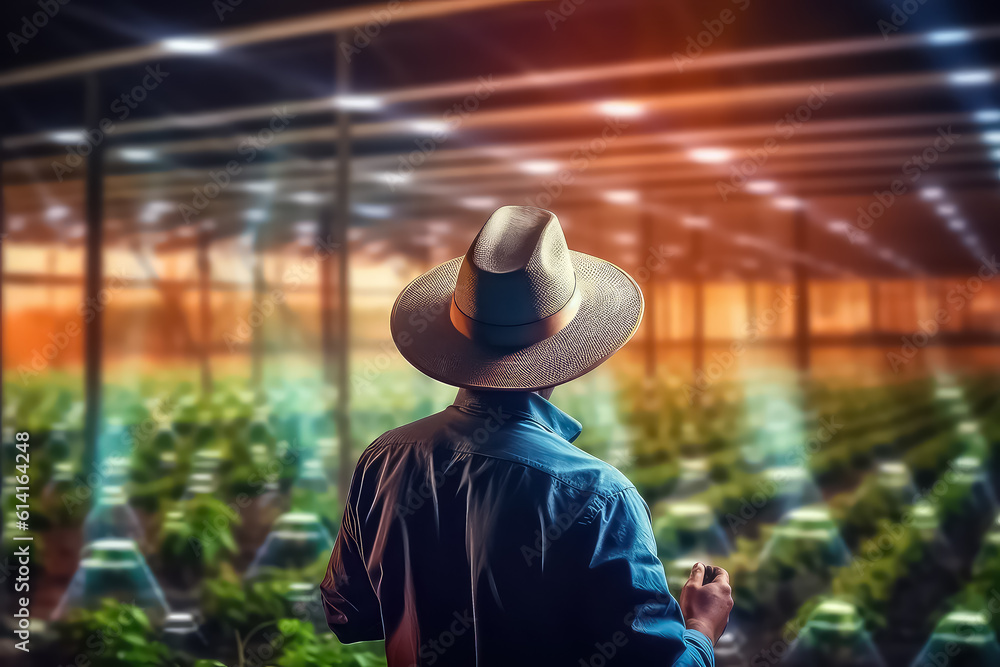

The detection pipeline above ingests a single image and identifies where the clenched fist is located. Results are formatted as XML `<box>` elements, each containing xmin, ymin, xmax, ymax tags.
<box><xmin>679</xmin><ymin>562</ymin><xmax>734</xmax><ymax>645</ymax></box>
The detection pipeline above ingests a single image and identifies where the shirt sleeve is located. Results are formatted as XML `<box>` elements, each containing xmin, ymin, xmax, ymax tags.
<box><xmin>574</xmin><ymin>487</ymin><xmax>715</xmax><ymax>667</ymax></box>
<box><xmin>320</xmin><ymin>463</ymin><xmax>384</xmax><ymax>643</ymax></box>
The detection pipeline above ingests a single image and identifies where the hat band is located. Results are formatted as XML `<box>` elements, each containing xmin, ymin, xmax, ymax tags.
<box><xmin>450</xmin><ymin>285</ymin><xmax>582</xmax><ymax>348</ymax></box>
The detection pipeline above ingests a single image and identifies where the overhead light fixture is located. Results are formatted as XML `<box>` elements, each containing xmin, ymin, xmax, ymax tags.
<box><xmin>245</xmin><ymin>209</ymin><xmax>266</xmax><ymax>223</ymax></box>
<box><xmin>294</xmin><ymin>221</ymin><xmax>318</xmax><ymax>235</ymax></box>
<box><xmin>974</xmin><ymin>109</ymin><xmax>1000</xmax><ymax>123</ymax></box>
<box><xmin>948</xmin><ymin>219</ymin><xmax>966</xmax><ymax>231</ymax></box>
<box><xmin>985</xmin><ymin>131</ymin><xmax>1000</xmax><ymax>144</ymax></box>
<box><xmin>596</xmin><ymin>100</ymin><xmax>645</xmax><ymax>117</ymax></box>
<box><xmin>119</xmin><ymin>148</ymin><xmax>156</xmax><ymax>162</ymax></box>
<box><xmin>681</xmin><ymin>215</ymin><xmax>710</xmax><ymax>229</ymax></box>
<box><xmin>244</xmin><ymin>181</ymin><xmax>277</xmax><ymax>193</ymax></box>
<box><xmin>354</xmin><ymin>203</ymin><xmax>392</xmax><ymax>218</ymax></box>
<box><xmin>927</xmin><ymin>29</ymin><xmax>972</xmax><ymax>45</ymax></box>
<box><xmin>291</xmin><ymin>192</ymin><xmax>323</xmax><ymax>205</ymax></box>
<box><xmin>378</xmin><ymin>171</ymin><xmax>411</xmax><ymax>187</ymax></box>
<box><xmin>827</xmin><ymin>220</ymin><xmax>850</xmax><ymax>233</ymax></box>
<box><xmin>773</xmin><ymin>196</ymin><xmax>802</xmax><ymax>210</ymax></box>
<box><xmin>949</xmin><ymin>70</ymin><xmax>994</xmax><ymax>86</ymax></box>
<box><xmin>364</xmin><ymin>240</ymin><xmax>388</xmax><ymax>257</ymax></box>
<box><xmin>936</xmin><ymin>204</ymin><xmax>957</xmax><ymax>216</ymax></box>
<box><xmin>460</xmin><ymin>196</ymin><xmax>497</xmax><ymax>210</ymax></box>
<box><xmin>518</xmin><ymin>160</ymin><xmax>560</xmax><ymax>175</ymax></box>
<box><xmin>161</xmin><ymin>37</ymin><xmax>220</xmax><ymax>54</ymax></box>
<box><xmin>141</xmin><ymin>201</ymin><xmax>172</xmax><ymax>224</ymax></box>
<box><xmin>45</xmin><ymin>205</ymin><xmax>70</xmax><ymax>221</ymax></box>
<box><xmin>427</xmin><ymin>221</ymin><xmax>452</xmax><ymax>235</ymax></box>
<box><xmin>688</xmin><ymin>147</ymin><xmax>733</xmax><ymax>164</ymax></box>
<box><xmin>332</xmin><ymin>95</ymin><xmax>382</xmax><ymax>111</ymax></box>
<box><xmin>603</xmin><ymin>190</ymin><xmax>639</xmax><ymax>205</ymax></box>
<box><xmin>410</xmin><ymin>120</ymin><xmax>449</xmax><ymax>134</ymax></box>
<box><xmin>49</xmin><ymin>130</ymin><xmax>85</xmax><ymax>143</ymax></box>
<box><xmin>746</xmin><ymin>180</ymin><xmax>777</xmax><ymax>194</ymax></box>
<box><xmin>919</xmin><ymin>187</ymin><xmax>944</xmax><ymax>200</ymax></box>
<box><xmin>992</xmin><ymin>149</ymin><xmax>1000</xmax><ymax>161</ymax></box>
<box><xmin>412</xmin><ymin>233</ymin><xmax>438</xmax><ymax>248</ymax></box>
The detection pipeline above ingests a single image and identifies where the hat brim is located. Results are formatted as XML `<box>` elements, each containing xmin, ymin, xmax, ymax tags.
<box><xmin>390</xmin><ymin>251</ymin><xmax>644</xmax><ymax>391</ymax></box>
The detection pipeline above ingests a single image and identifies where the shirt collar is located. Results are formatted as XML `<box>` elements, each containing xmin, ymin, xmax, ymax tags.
<box><xmin>452</xmin><ymin>388</ymin><xmax>583</xmax><ymax>443</ymax></box>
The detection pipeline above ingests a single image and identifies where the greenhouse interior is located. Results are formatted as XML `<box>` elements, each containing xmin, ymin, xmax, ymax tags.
<box><xmin>2</xmin><ymin>0</ymin><xmax>1000</xmax><ymax>665</ymax></box>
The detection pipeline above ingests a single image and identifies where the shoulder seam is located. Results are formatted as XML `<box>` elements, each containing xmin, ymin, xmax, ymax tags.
<box><xmin>368</xmin><ymin>437</ymin><xmax>635</xmax><ymax>500</ymax></box>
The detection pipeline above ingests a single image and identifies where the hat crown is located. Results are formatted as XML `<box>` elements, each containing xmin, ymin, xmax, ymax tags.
<box><xmin>454</xmin><ymin>206</ymin><xmax>575</xmax><ymax>326</ymax></box>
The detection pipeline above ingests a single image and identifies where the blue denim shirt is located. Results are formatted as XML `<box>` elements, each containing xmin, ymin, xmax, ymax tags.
<box><xmin>321</xmin><ymin>389</ymin><xmax>715</xmax><ymax>666</ymax></box>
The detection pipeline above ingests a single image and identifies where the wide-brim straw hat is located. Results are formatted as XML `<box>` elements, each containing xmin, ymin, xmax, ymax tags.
<box><xmin>390</xmin><ymin>205</ymin><xmax>644</xmax><ymax>391</ymax></box>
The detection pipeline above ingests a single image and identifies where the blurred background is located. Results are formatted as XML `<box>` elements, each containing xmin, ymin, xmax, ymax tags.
<box><xmin>2</xmin><ymin>0</ymin><xmax>1000</xmax><ymax>665</ymax></box>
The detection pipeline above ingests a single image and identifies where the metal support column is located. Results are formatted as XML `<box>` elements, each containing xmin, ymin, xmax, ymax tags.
<box><xmin>198</xmin><ymin>227</ymin><xmax>213</xmax><ymax>395</ymax></box>
<box><xmin>692</xmin><ymin>228</ymin><xmax>705</xmax><ymax>382</ymax></box>
<box><xmin>641</xmin><ymin>212</ymin><xmax>657</xmax><ymax>378</ymax></box>
<box><xmin>793</xmin><ymin>209</ymin><xmax>810</xmax><ymax>373</ymax></box>
<box><xmin>83</xmin><ymin>74</ymin><xmax>104</xmax><ymax>475</ymax></box>
<box><xmin>0</xmin><ymin>138</ymin><xmax>5</xmax><ymax>543</ymax></box>
<box><xmin>869</xmin><ymin>281</ymin><xmax>879</xmax><ymax>334</ymax></box>
<box><xmin>251</xmin><ymin>244</ymin><xmax>265</xmax><ymax>390</ymax></box>
<box><xmin>334</xmin><ymin>31</ymin><xmax>353</xmax><ymax>508</ymax></box>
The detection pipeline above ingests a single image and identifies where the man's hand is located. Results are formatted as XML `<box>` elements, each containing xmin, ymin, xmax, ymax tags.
<box><xmin>679</xmin><ymin>562</ymin><xmax>734</xmax><ymax>645</ymax></box>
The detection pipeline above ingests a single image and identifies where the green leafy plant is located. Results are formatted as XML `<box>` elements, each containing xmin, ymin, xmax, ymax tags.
<box><xmin>273</xmin><ymin>618</ymin><xmax>386</xmax><ymax>667</ymax></box>
<box><xmin>201</xmin><ymin>564</ymin><xmax>298</xmax><ymax>639</ymax></box>
<box><xmin>159</xmin><ymin>495</ymin><xmax>241</xmax><ymax>588</ymax></box>
<box><xmin>53</xmin><ymin>600</ymin><xmax>172</xmax><ymax>667</ymax></box>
